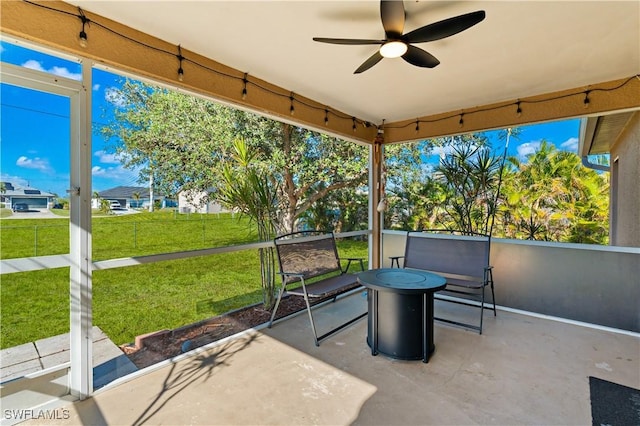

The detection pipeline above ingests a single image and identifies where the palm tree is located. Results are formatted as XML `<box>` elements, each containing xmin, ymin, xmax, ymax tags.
<box><xmin>433</xmin><ymin>134</ymin><xmax>502</xmax><ymax>234</ymax></box>
<box><xmin>132</xmin><ymin>191</ymin><xmax>141</xmax><ymax>209</ymax></box>
<box><xmin>92</xmin><ymin>191</ymin><xmax>101</xmax><ymax>210</ymax></box>
<box><xmin>500</xmin><ymin>140</ymin><xmax>608</xmax><ymax>243</ymax></box>
<box><xmin>0</xmin><ymin>182</ymin><xmax>6</xmax><ymax>206</ymax></box>
<box><xmin>218</xmin><ymin>138</ymin><xmax>279</xmax><ymax>310</ymax></box>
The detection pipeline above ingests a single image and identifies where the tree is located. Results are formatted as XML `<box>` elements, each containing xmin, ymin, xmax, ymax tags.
<box><xmin>499</xmin><ymin>140</ymin><xmax>609</xmax><ymax>243</ymax></box>
<box><xmin>101</xmin><ymin>80</ymin><xmax>368</xmax><ymax>234</ymax></box>
<box><xmin>218</xmin><ymin>138</ymin><xmax>279</xmax><ymax>309</ymax></box>
<box><xmin>383</xmin><ymin>141</ymin><xmax>438</xmax><ymax>230</ymax></box>
<box><xmin>433</xmin><ymin>134</ymin><xmax>502</xmax><ymax>234</ymax></box>
<box><xmin>132</xmin><ymin>191</ymin><xmax>141</xmax><ymax>209</ymax></box>
<box><xmin>230</xmin><ymin>113</ymin><xmax>368</xmax><ymax>233</ymax></box>
<box><xmin>99</xmin><ymin>198</ymin><xmax>111</xmax><ymax>215</ymax></box>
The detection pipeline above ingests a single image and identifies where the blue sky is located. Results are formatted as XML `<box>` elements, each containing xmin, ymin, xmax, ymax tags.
<box><xmin>1</xmin><ymin>41</ymin><xmax>581</xmax><ymax>198</ymax></box>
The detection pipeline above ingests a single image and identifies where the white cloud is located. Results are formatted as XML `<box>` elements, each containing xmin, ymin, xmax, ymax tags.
<box><xmin>0</xmin><ymin>173</ymin><xmax>29</xmax><ymax>188</ymax></box>
<box><xmin>434</xmin><ymin>145</ymin><xmax>454</xmax><ymax>159</ymax></box>
<box><xmin>93</xmin><ymin>84</ymin><xmax>101</xmax><ymax>91</ymax></box>
<box><xmin>91</xmin><ymin>166</ymin><xmax>108</xmax><ymax>176</ymax></box>
<box><xmin>21</xmin><ymin>60</ymin><xmax>82</xmax><ymax>81</ymax></box>
<box><xmin>105</xmin><ymin>87</ymin><xmax>126</xmax><ymax>107</ymax></box>
<box><xmin>517</xmin><ymin>141</ymin><xmax>541</xmax><ymax>158</ymax></box>
<box><xmin>94</xmin><ymin>150</ymin><xmax>121</xmax><ymax>164</ymax></box>
<box><xmin>560</xmin><ymin>137</ymin><xmax>579</xmax><ymax>153</ymax></box>
<box><xmin>92</xmin><ymin>164</ymin><xmax>139</xmax><ymax>181</ymax></box>
<box><xmin>16</xmin><ymin>156</ymin><xmax>53</xmax><ymax>173</ymax></box>
<box><xmin>22</xmin><ymin>59</ymin><xmax>45</xmax><ymax>72</ymax></box>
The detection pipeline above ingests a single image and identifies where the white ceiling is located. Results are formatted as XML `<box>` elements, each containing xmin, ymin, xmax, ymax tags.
<box><xmin>70</xmin><ymin>1</ymin><xmax>640</xmax><ymax>125</ymax></box>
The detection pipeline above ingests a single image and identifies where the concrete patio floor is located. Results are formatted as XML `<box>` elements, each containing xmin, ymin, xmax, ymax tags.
<box><xmin>23</xmin><ymin>293</ymin><xmax>640</xmax><ymax>425</ymax></box>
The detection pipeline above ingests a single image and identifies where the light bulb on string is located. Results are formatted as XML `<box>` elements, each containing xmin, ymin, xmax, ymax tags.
<box><xmin>242</xmin><ymin>74</ymin><xmax>248</xmax><ymax>100</ymax></box>
<box><xmin>458</xmin><ymin>114</ymin><xmax>464</xmax><ymax>128</ymax></box>
<box><xmin>583</xmin><ymin>91</ymin><xmax>590</xmax><ymax>108</ymax></box>
<box><xmin>324</xmin><ymin>110</ymin><xmax>329</xmax><ymax>126</ymax></box>
<box><xmin>78</xmin><ymin>7</ymin><xmax>89</xmax><ymax>48</ymax></box>
<box><xmin>516</xmin><ymin>102</ymin><xmax>522</xmax><ymax>117</ymax></box>
<box><xmin>289</xmin><ymin>93</ymin><xmax>295</xmax><ymax>115</ymax></box>
<box><xmin>415</xmin><ymin>120</ymin><xmax>420</xmax><ymax>134</ymax></box>
<box><xmin>352</xmin><ymin>117</ymin><xmax>357</xmax><ymax>132</ymax></box>
<box><xmin>177</xmin><ymin>45</ymin><xmax>185</xmax><ymax>82</ymax></box>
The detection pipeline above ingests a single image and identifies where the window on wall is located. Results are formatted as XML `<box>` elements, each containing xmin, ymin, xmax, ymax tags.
<box><xmin>0</xmin><ymin>40</ymin><xmax>82</xmax><ymax>81</ymax></box>
<box><xmin>1</xmin><ymin>71</ymin><xmax>73</xmax><ymax>375</ymax></box>
<box><xmin>383</xmin><ymin>119</ymin><xmax>610</xmax><ymax>245</ymax></box>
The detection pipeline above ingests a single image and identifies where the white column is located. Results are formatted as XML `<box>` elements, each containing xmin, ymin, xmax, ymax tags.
<box><xmin>69</xmin><ymin>59</ymin><xmax>93</xmax><ymax>399</ymax></box>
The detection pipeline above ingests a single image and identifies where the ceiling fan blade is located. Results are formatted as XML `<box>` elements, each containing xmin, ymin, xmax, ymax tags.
<box><xmin>354</xmin><ymin>51</ymin><xmax>384</xmax><ymax>74</ymax></box>
<box><xmin>404</xmin><ymin>10</ymin><xmax>486</xmax><ymax>43</ymax></box>
<box><xmin>402</xmin><ymin>45</ymin><xmax>440</xmax><ymax>68</ymax></box>
<box><xmin>380</xmin><ymin>0</ymin><xmax>405</xmax><ymax>38</ymax></box>
<box><xmin>313</xmin><ymin>37</ymin><xmax>385</xmax><ymax>45</ymax></box>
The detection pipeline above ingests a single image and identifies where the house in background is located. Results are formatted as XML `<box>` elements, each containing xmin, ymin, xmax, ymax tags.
<box><xmin>579</xmin><ymin>111</ymin><xmax>639</xmax><ymax>247</ymax></box>
<box><xmin>94</xmin><ymin>186</ymin><xmax>176</xmax><ymax>209</ymax></box>
<box><xmin>177</xmin><ymin>189</ymin><xmax>228</xmax><ymax>214</ymax></box>
<box><xmin>0</xmin><ymin>181</ymin><xmax>55</xmax><ymax>210</ymax></box>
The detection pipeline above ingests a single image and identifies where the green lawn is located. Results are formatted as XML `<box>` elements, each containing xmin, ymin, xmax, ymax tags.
<box><xmin>0</xmin><ymin>211</ymin><xmax>367</xmax><ymax>348</ymax></box>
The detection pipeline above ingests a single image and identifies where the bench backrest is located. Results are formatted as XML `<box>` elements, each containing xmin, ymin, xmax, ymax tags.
<box><xmin>404</xmin><ymin>231</ymin><xmax>491</xmax><ymax>279</ymax></box>
<box><xmin>274</xmin><ymin>231</ymin><xmax>342</xmax><ymax>280</ymax></box>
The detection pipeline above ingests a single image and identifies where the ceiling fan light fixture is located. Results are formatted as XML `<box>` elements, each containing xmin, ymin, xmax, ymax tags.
<box><xmin>379</xmin><ymin>41</ymin><xmax>407</xmax><ymax>58</ymax></box>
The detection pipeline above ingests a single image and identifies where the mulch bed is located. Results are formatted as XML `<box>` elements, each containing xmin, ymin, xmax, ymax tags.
<box><xmin>121</xmin><ymin>288</ymin><xmax>358</xmax><ymax>369</ymax></box>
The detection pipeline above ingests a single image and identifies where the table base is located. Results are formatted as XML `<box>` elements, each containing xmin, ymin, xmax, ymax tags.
<box><xmin>366</xmin><ymin>289</ymin><xmax>436</xmax><ymax>363</ymax></box>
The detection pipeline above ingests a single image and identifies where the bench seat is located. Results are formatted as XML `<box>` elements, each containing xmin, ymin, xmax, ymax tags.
<box><xmin>392</xmin><ymin>230</ymin><xmax>496</xmax><ymax>334</ymax></box>
<box><xmin>286</xmin><ymin>273</ymin><xmax>360</xmax><ymax>298</ymax></box>
<box><xmin>268</xmin><ymin>231</ymin><xmax>366</xmax><ymax>346</ymax></box>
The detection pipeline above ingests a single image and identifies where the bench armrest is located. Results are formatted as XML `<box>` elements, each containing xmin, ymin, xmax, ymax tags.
<box><xmin>339</xmin><ymin>257</ymin><xmax>365</xmax><ymax>273</ymax></box>
<box><xmin>389</xmin><ymin>255</ymin><xmax>404</xmax><ymax>268</ymax></box>
<box><xmin>278</xmin><ymin>271</ymin><xmax>305</xmax><ymax>280</ymax></box>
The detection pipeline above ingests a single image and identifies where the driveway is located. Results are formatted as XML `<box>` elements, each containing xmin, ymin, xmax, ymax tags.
<box><xmin>3</xmin><ymin>209</ymin><xmax>62</xmax><ymax>219</ymax></box>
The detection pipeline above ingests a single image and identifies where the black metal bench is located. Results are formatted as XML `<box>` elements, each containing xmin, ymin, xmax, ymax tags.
<box><xmin>268</xmin><ymin>231</ymin><xmax>367</xmax><ymax>346</ymax></box>
<box><xmin>390</xmin><ymin>230</ymin><xmax>496</xmax><ymax>334</ymax></box>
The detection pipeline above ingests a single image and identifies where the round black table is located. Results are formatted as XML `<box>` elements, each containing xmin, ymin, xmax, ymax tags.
<box><xmin>357</xmin><ymin>268</ymin><xmax>446</xmax><ymax>363</ymax></box>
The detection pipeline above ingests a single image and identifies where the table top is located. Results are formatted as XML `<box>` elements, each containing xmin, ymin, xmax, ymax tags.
<box><xmin>357</xmin><ymin>268</ymin><xmax>446</xmax><ymax>294</ymax></box>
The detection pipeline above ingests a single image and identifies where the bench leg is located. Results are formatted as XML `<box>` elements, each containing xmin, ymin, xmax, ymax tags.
<box><xmin>268</xmin><ymin>282</ymin><xmax>287</xmax><ymax>328</ymax></box>
<box><xmin>302</xmin><ymin>291</ymin><xmax>320</xmax><ymax>347</ymax></box>
<box><xmin>489</xmin><ymin>269</ymin><xmax>497</xmax><ymax>316</ymax></box>
<box><xmin>479</xmin><ymin>288</ymin><xmax>485</xmax><ymax>335</ymax></box>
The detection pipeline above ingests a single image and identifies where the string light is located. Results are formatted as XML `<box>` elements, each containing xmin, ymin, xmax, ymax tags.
<box><xmin>20</xmin><ymin>1</ymin><xmax>640</xmax><ymax>140</ymax></box>
<box><xmin>583</xmin><ymin>91</ymin><xmax>591</xmax><ymax>108</ymax></box>
<box><xmin>516</xmin><ymin>101</ymin><xmax>522</xmax><ymax>117</ymax></box>
<box><xmin>415</xmin><ymin>120</ymin><xmax>420</xmax><ymax>133</ymax></box>
<box><xmin>177</xmin><ymin>45</ymin><xmax>184</xmax><ymax>82</ymax></box>
<box><xmin>324</xmin><ymin>109</ymin><xmax>329</xmax><ymax>126</ymax></box>
<box><xmin>352</xmin><ymin>117</ymin><xmax>357</xmax><ymax>132</ymax></box>
<box><xmin>78</xmin><ymin>7</ymin><xmax>89</xmax><ymax>48</ymax></box>
<box><xmin>242</xmin><ymin>73</ymin><xmax>248</xmax><ymax>100</ymax></box>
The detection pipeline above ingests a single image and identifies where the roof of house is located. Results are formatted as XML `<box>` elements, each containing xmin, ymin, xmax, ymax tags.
<box><xmin>97</xmin><ymin>186</ymin><xmax>165</xmax><ymax>199</ymax></box>
<box><xmin>1</xmin><ymin>182</ymin><xmax>55</xmax><ymax>197</ymax></box>
<box><xmin>579</xmin><ymin>111</ymin><xmax>637</xmax><ymax>156</ymax></box>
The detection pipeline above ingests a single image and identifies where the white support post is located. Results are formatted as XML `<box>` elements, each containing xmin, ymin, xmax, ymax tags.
<box><xmin>69</xmin><ymin>60</ymin><xmax>93</xmax><ymax>399</ymax></box>
<box><xmin>368</xmin><ymin>131</ymin><xmax>384</xmax><ymax>269</ymax></box>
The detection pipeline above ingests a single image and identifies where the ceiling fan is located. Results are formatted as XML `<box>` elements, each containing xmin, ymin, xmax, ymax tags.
<box><xmin>313</xmin><ymin>0</ymin><xmax>486</xmax><ymax>74</ymax></box>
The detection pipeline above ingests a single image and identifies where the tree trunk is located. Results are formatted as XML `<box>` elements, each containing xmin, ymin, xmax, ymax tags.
<box><xmin>148</xmin><ymin>174</ymin><xmax>155</xmax><ymax>212</ymax></box>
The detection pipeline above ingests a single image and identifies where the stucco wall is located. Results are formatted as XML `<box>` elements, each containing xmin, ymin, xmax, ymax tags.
<box><xmin>610</xmin><ymin>112</ymin><xmax>640</xmax><ymax>247</ymax></box>
<box><xmin>382</xmin><ymin>231</ymin><xmax>640</xmax><ymax>332</ymax></box>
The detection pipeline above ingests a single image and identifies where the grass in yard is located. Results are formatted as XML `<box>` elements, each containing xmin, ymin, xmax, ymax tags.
<box><xmin>0</xmin><ymin>211</ymin><xmax>368</xmax><ymax>348</ymax></box>
<box><xmin>0</xmin><ymin>210</ymin><xmax>256</xmax><ymax>260</ymax></box>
